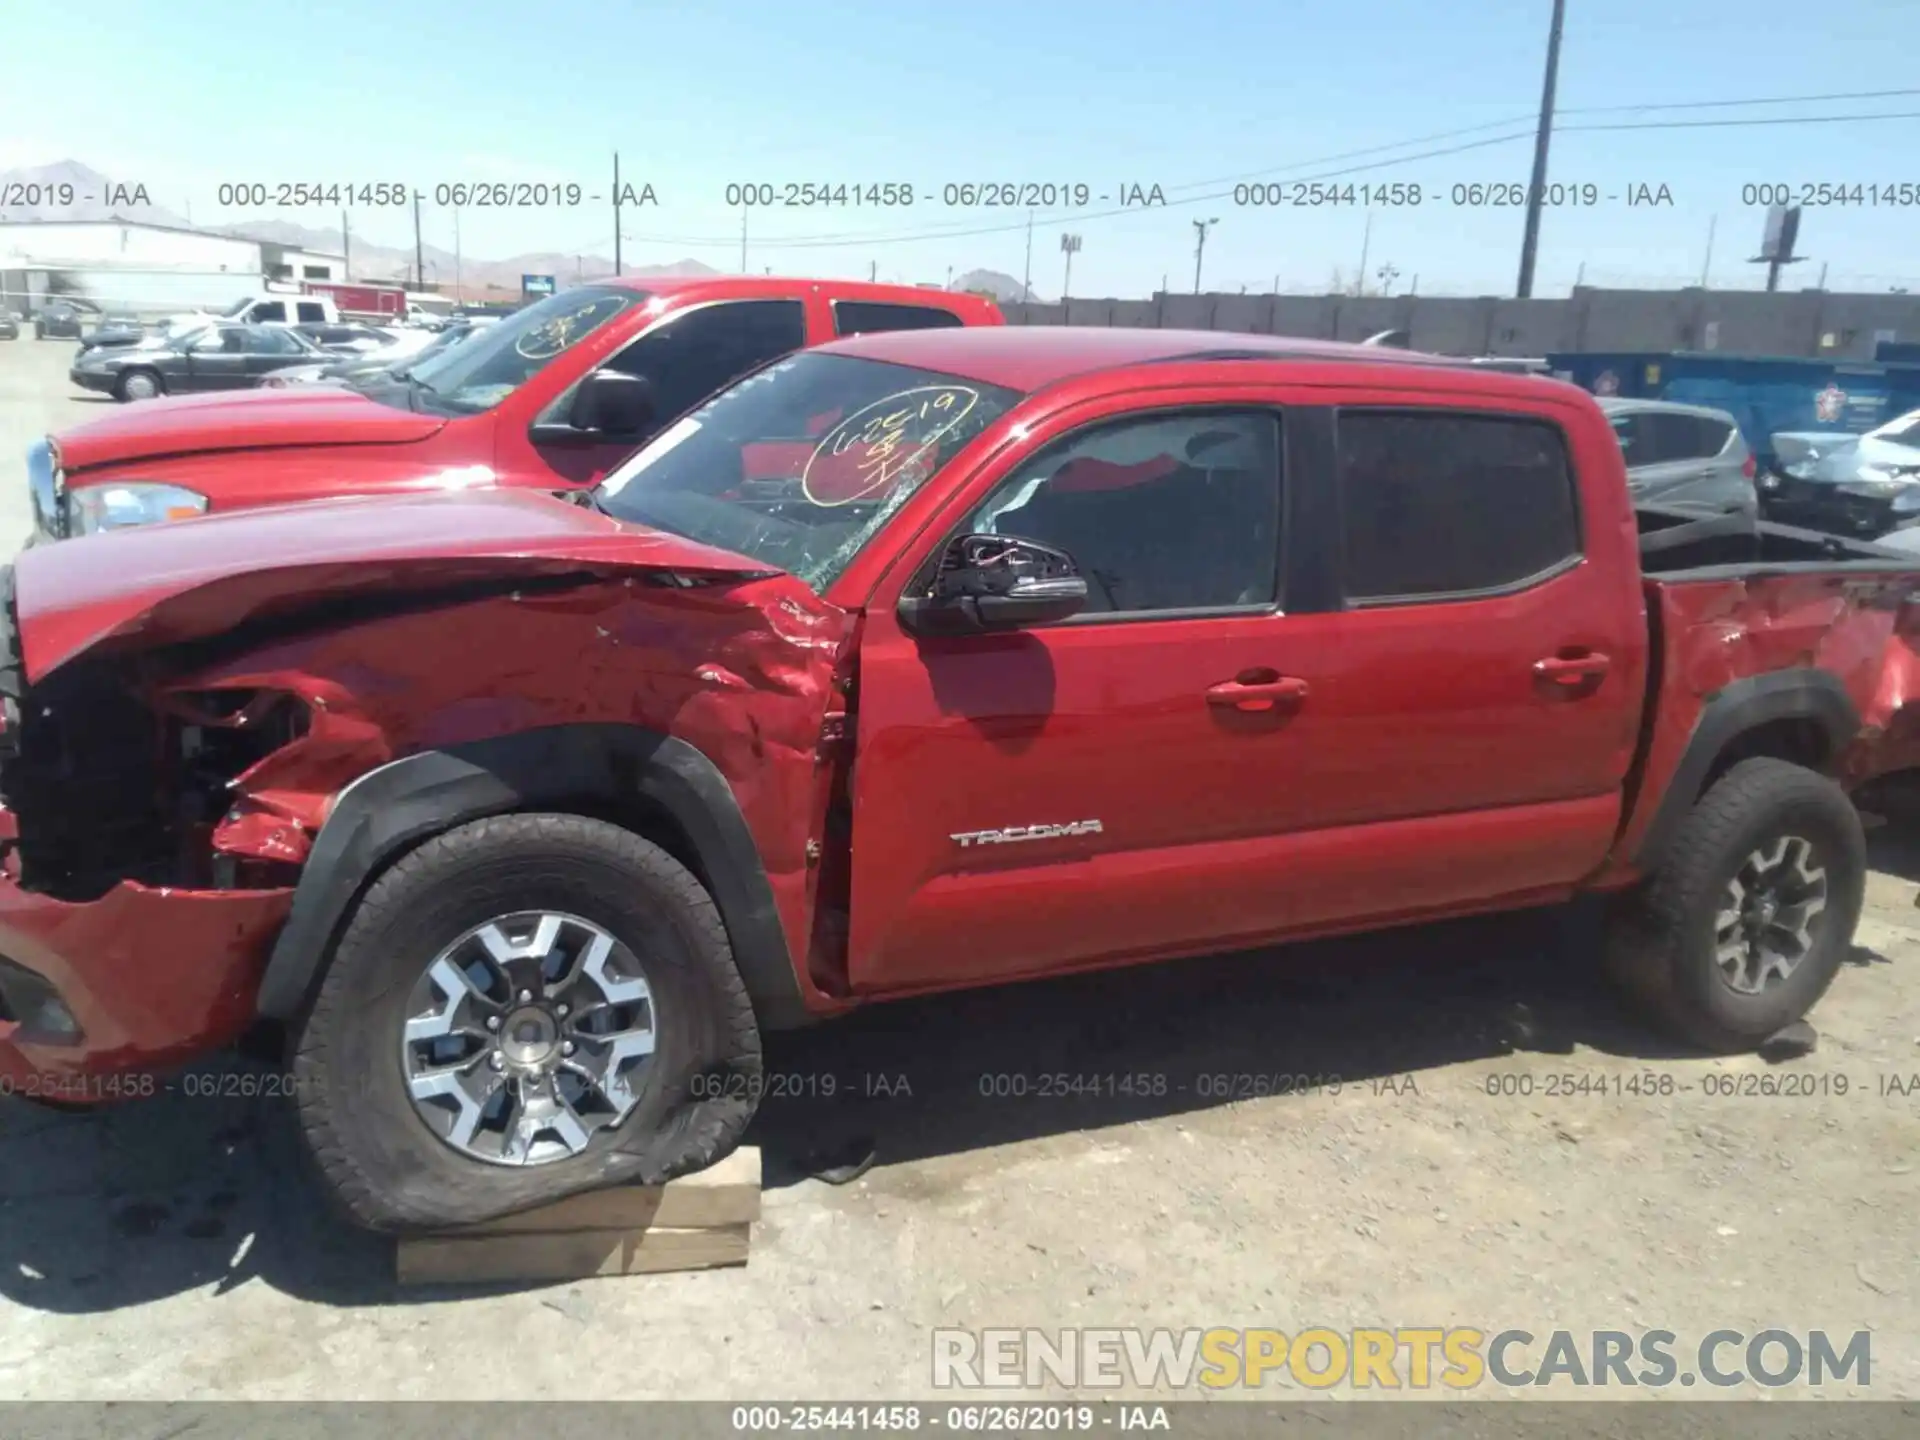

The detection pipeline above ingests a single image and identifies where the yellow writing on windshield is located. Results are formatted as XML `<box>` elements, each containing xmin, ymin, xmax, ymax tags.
<box><xmin>515</xmin><ymin>296</ymin><xmax>625</xmax><ymax>360</ymax></box>
<box><xmin>801</xmin><ymin>386</ymin><xmax>980</xmax><ymax>507</ymax></box>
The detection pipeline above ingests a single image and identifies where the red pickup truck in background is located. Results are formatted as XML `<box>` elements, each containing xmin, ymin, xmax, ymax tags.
<box><xmin>25</xmin><ymin>276</ymin><xmax>1003</xmax><ymax>539</ymax></box>
<box><xmin>2</xmin><ymin>326</ymin><xmax>1917</xmax><ymax>1232</ymax></box>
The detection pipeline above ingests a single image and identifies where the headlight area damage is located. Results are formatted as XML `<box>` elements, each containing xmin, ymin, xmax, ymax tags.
<box><xmin>0</xmin><ymin>492</ymin><xmax>855</xmax><ymax>1098</ymax></box>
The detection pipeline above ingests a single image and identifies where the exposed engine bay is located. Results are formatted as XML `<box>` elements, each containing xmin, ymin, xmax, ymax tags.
<box><xmin>0</xmin><ymin>659</ymin><xmax>310</xmax><ymax>901</ymax></box>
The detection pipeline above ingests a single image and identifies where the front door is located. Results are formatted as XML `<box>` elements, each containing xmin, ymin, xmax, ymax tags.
<box><xmin>846</xmin><ymin>397</ymin><xmax>1306</xmax><ymax>993</ymax></box>
<box><xmin>184</xmin><ymin>328</ymin><xmax>251</xmax><ymax>390</ymax></box>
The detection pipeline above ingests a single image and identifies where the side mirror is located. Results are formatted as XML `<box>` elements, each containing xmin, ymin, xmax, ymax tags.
<box><xmin>568</xmin><ymin>370</ymin><xmax>658</xmax><ymax>438</ymax></box>
<box><xmin>898</xmin><ymin>534</ymin><xmax>1088</xmax><ymax>636</ymax></box>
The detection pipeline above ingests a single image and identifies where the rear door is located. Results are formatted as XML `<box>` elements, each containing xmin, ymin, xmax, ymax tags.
<box><xmin>1234</xmin><ymin>398</ymin><xmax>1645</xmax><ymax>932</ymax></box>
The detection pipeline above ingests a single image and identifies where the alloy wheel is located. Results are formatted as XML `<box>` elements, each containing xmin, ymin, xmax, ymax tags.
<box><xmin>1713</xmin><ymin>835</ymin><xmax>1828</xmax><ymax>995</ymax></box>
<box><xmin>400</xmin><ymin>910</ymin><xmax>658</xmax><ymax>1166</ymax></box>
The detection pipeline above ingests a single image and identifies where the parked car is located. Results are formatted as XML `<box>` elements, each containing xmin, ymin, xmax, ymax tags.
<box><xmin>67</xmin><ymin>320</ymin><xmax>328</xmax><ymax>402</ymax></box>
<box><xmin>1760</xmin><ymin>408</ymin><xmax>1920</xmax><ymax>538</ymax></box>
<box><xmin>293</xmin><ymin>323</ymin><xmax>400</xmax><ymax>355</ymax></box>
<box><xmin>0</xmin><ymin>312</ymin><xmax>18</xmax><ymax>341</ymax></box>
<box><xmin>1600</xmin><ymin>397</ymin><xmax>1757</xmax><ymax>517</ymax></box>
<box><xmin>75</xmin><ymin>314</ymin><xmax>147</xmax><ymax>357</ymax></box>
<box><xmin>257</xmin><ymin>323</ymin><xmax>473</xmax><ymax>389</ymax></box>
<box><xmin>33</xmin><ymin>304</ymin><xmax>87</xmax><ymax>340</ymax></box>
<box><xmin>29</xmin><ymin>277</ymin><xmax>1002</xmax><ymax>539</ymax></box>
<box><xmin>2</xmin><ymin>327</ymin><xmax>1918</xmax><ymax>1233</ymax></box>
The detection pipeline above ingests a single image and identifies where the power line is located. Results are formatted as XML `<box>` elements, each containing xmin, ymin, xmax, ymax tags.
<box><xmin>1561</xmin><ymin>109</ymin><xmax>1920</xmax><ymax>132</ymax></box>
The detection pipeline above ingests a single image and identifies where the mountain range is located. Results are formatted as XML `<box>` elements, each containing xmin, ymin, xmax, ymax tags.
<box><xmin>0</xmin><ymin>161</ymin><xmax>1041</xmax><ymax>301</ymax></box>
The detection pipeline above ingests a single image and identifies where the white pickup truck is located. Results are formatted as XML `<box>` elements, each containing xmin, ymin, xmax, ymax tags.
<box><xmin>160</xmin><ymin>292</ymin><xmax>342</xmax><ymax>333</ymax></box>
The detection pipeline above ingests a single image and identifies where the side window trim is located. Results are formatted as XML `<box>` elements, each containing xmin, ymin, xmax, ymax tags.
<box><xmin>1330</xmin><ymin>404</ymin><xmax>1585</xmax><ymax>610</ymax></box>
<box><xmin>920</xmin><ymin>403</ymin><xmax>1289</xmax><ymax>627</ymax></box>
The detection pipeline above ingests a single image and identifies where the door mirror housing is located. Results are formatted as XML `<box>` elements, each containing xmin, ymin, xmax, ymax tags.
<box><xmin>898</xmin><ymin>534</ymin><xmax>1088</xmax><ymax>636</ymax></box>
<box><xmin>531</xmin><ymin>370</ymin><xmax>659</xmax><ymax>446</ymax></box>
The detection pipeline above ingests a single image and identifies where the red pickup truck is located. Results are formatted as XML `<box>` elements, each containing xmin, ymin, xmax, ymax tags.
<box><xmin>3</xmin><ymin>327</ymin><xmax>1918</xmax><ymax>1232</ymax></box>
<box><xmin>25</xmin><ymin>276</ymin><xmax>1002</xmax><ymax>539</ymax></box>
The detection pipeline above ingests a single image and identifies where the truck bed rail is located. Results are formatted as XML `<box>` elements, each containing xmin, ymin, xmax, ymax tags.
<box><xmin>1636</xmin><ymin>503</ymin><xmax>1920</xmax><ymax>578</ymax></box>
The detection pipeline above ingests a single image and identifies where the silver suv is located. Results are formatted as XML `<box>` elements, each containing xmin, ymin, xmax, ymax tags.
<box><xmin>1601</xmin><ymin>397</ymin><xmax>1757</xmax><ymax>518</ymax></box>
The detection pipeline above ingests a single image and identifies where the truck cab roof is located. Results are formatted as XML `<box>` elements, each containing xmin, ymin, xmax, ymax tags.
<box><xmin>810</xmin><ymin>324</ymin><xmax>1573</xmax><ymax>396</ymax></box>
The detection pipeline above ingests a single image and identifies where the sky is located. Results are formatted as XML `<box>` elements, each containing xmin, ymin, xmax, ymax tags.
<box><xmin>3</xmin><ymin>0</ymin><xmax>1917</xmax><ymax>298</ymax></box>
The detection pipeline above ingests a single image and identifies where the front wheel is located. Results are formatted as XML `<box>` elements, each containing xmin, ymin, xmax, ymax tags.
<box><xmin>116</xmin><ymin>368</ymin><xmax>163</xmax><ymax>402</ymax></box>
<box><xmin>1604</xmin><ymin>757</ymin><xmax>1865</xmax><ymax>1052</ymax></box>
<box><xmin>291</xmin><ymin>813</ymin><xmax>763</xmax><ymax>1233</ymax></box>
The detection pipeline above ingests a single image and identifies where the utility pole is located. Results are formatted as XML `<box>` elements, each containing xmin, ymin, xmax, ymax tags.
<box><xmin>946</xmin><ymin>265</ymin><xmax>953</xmax><ymax>289</ymax></box>
<box><xmin>1355</xmin><ymin>213</ymin><xmax>1373</xmax><ymax>295</ymax></box>
<box><xmin>870</xmin><ymin>261</ymin><xmax>877</xmax><ymax>282</ymax></box>
<box><xmin>1022</xmin><ymin>210</ymin><xmax>1034</xmax><ymax>299</ymax></box>
<box><xmin>1061</xmin><ymin>233</ymin><xmax>1082</xmax><ymax>302</ymax></box>
<box><xmin>1700</xmin><ymin>215</ymin><xmax>1716</xmax><ymax>287</ymax></box>
<box><xmin>1817</xmin><ymin>261</ymin><xmax>1829</xmax><ymax>289</ymax></box>
<box><xmin>740</xmin><ymin>210</ymin><xmax>747</xmax><ymax>272</ymax></box>
<box><xmin>413</xmin><ymin>192</ymin><xmax>424</xmax><ymax>289</ymax></box>
<box><xmin>454</xmin><ymin>209</ymin><xmax>462</xmax><ymax>303</ymax></box>
<box><xmin>612</xmin><ymin>152</ymin><xmax>622</xmax><ymax>276</ymax></box>
<box><xmin>341</xmin><ymin>211</ymin><xmax>350</xmax><ymax>280</ymax></box>
<box><xmin>1515</xmin><ymin>0</ymin><xmax>1567</xmax><ymax>298</ymax></box>
<box><xmin>1191</xmin><ymin>217</ymin><xmax>1217</xmax><ymax>293</ymax></box>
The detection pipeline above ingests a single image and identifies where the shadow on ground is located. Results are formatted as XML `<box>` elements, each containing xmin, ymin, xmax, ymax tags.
<box><xmin>0</xmin><ymin>898</ymin><xmax>1889</xmax><ymax>1314</ymax></box>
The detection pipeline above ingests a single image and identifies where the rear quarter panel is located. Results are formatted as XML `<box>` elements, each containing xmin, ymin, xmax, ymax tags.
<box><xmin>1595</xmin><ymin>569</ymin><xmax>1920</xmax><ymax>886</ymax></box>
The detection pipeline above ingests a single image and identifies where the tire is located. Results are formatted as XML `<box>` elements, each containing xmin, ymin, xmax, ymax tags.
<box><xmin>116</xmin><ymin>369</ymin><xmax>163</xmax><ymax>402</ymax></box>
<box><xmin>291</xmin><ymin>813</ymin><xmax>763</xmax><ymax>1233</ymax></box>
<box><xmin>1603</xmin><ymin>757</ymin><xmax>1864</xmax><ymax>1052</ymax></box>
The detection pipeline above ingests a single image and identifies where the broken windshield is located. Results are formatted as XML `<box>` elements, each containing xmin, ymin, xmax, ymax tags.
<box><xmin>595</xmin><ymin>350</ymin><xmax>1024</xmax><ymax>590</ymax></box>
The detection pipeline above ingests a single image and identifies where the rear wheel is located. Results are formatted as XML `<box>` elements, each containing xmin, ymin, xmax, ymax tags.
<box><xmin>116</xmin><ymin>368</ymin><xmax>163</xmax><ymax>402</ymax></box>
<box><xmin>1604</xmin><ymin>758</ymin><xmax>1864</xmax><ymax>1051</ymax></box>
<box><xmin>291</xmin><ymin>813</ymin><xmax>762</xmax><ymax>1233</ymax></box>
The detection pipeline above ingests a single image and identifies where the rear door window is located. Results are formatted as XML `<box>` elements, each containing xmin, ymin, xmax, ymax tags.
<box><xmin>251</xmin><ymin>301</ymin><xmax>287</xmax><ymax>323</ymax></box>
<box><xmin>295</xmin><ymin>301</ymin><xmax>328</xmax><ymax>323</ymax></box>
<box><xmin>832</xmin><ymin>301</ymin><xmax>965</xmax><ymax>337</ymax></box>
<box><xmin>1335</xmin><ymin>410</ymin><xmax>1581</xmax><ymax>602</ymax></box>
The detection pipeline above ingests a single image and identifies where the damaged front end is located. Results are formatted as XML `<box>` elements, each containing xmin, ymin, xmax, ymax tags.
<box><xmin>0</xmin><ymin>573</ymin><xmax>316</xmax><ymax>1091</ymax></box>
<box><xmin>0</xmin><ymin>487</ymin><xmax>858</xmax><ymax>1096</ymax></box>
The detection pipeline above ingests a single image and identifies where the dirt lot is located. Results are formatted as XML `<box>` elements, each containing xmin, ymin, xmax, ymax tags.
<box><xmin>0</xmin><ymin>336</ymin><xmax>1915</xmax><ymax>1403</ymax></box>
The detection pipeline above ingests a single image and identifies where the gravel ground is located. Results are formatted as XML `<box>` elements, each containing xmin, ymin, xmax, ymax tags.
<box><xmin>0</xmin><ymin>336</ymin><xmax>1914</xmax><ymax>1404</ymax></box>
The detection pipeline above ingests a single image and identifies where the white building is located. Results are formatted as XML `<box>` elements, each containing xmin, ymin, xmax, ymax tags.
<box><xmin>0</xmin><ymin>219</ymin><xmax>345</xmax><ymax>317</ymax></box>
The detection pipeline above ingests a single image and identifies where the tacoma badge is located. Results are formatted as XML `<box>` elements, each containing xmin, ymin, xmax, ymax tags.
<box><xmin>951</xmin><ymin>820</ymin><xmax>1103</xmax><ymax>848</ymax></box>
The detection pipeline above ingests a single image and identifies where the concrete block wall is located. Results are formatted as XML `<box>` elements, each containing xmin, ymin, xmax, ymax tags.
<box><xmin>1001</xmin><ymin>287</ymin><xmax>1920</xmax><ymax>360</ymax></box>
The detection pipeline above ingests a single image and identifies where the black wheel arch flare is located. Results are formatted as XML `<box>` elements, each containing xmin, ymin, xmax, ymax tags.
<box><xmin>254</xmin><ymin>724</ymin><xmax>814</xmax><ymax>1032</ymax></box>
<box><xmin>1631</xmin><ymin>670</ymin><xmax>1862</xmax><ymax>870</ymax></box>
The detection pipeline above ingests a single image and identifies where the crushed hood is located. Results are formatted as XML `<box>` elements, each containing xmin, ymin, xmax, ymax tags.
<box><xmin>52</xmin><ymin>386</ymin><xmax>447</xmax><ymax>471</ymax></box>
<box><xmin>10</xmin><ymin>488</ymin><xmax>777</xmax><ymax>681</ymax></box>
